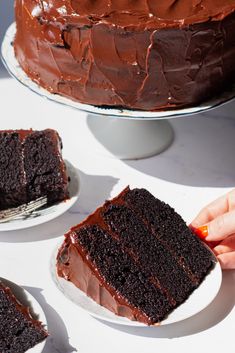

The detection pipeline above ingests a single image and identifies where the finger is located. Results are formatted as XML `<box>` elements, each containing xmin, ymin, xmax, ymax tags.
<box><xmin>206</xmin><ymin>209</ymin><xmax>235</xmax><ymax>241</ymax></box>
<box><xmin>213</xmin><ymin>234</ymin><xmax>235</xmax><ymax>255</ymax></box>
<box><xmin>217</xmin><ymin>252</ymin><xmax>235</xmax><ymax>270</ymax></box>
<box><xmin>191</xmin><ymin>189</ymin><xmax>235</xmax><ymax>228</ymax></box>
<box><xmin>190</xmin><ymin>226</ymin><xmax>220</xmax><ymax>250</ymax></box>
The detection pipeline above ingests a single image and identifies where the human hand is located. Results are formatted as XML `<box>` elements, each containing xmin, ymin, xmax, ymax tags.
<box><xmin>190</xmin><ymin>189</ymin><xmax>235</xmax><ymax>270</ymax></box>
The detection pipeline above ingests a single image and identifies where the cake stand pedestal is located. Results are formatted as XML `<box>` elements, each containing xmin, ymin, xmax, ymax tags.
<box><xmin>2</xmin><ymin>23</ymin><xmax>235</xmax><ymax>159</ymax></box>
<box><xmin>87</xmin><ymin>115</ymin><xmax>173</xmax><ymax>159</ymax></box>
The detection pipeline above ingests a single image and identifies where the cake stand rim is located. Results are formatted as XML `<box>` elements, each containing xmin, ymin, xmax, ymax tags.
<box><xmin>2</xmin><ymin>22</ymin><xmax>235</xmax><ymax>121</ymax></box>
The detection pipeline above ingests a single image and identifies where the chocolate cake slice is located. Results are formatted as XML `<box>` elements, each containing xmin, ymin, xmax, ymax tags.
<box><xmin>57</xmin><ymin>187</ymin><xmax>216</xmax><ymax>325</ymax></box>
<box><xmin>0</xmin><ymin>129</ymin><xmax>69</xmax><ymax>210</ymax></box>
<box><xmin>0</xmin><ymin>131</ymin><xmax>27</xmax><ymax>209</ymax></box>
<box><xmin>0</xmin><ymin>281</ymin><xmax>48</xmax><ymax>352</ymax></box>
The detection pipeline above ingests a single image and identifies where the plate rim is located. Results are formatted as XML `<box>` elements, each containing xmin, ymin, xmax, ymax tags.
<box><xmin>1</xmin><ymin>22</ymin><xmax>235</xmax><ymax>121</ymax></box>
<box><xmin>0</xmin><ymin>160</ymin><xmax>80</xmax><ymax>232</ymax></box>
<box><xmin>50</xmin><ymin>244</ymin><xmax>222</xmax><ymax>327</ymax></box>
<box><xmin>0</xmin><ymin>277</ymin><xmax>48</xmax><ymax>353</ymax></box>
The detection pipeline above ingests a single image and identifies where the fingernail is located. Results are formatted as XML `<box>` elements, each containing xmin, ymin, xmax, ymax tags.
<box><xmin>193</xmin><ymin>225</ymin><xmax>209</xmax><ymax>240</ymax></box>
<box><xmin>191</xmin><ymin>225</ymin><xmax>220</xmax><ymax>249</ymax></box>
<box><xmin>198</xmin><ymin>225</ymin><xmax>209</xmax><ymax>239</ymax></box>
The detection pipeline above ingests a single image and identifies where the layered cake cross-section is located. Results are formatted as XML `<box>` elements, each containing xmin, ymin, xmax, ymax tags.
<box><xmin>57</xmin><ymin>187</ymin><xmax>216</xmax><ymax>325</ymax></box>
<box><xmin>0</xmin><ymin>129</ymin><xmax>69</xmax><ymax>210</ymax></box>
<box><xmin>0</xmin><ymin>281</ymin><xmax>48</xmax><ymax>352</ymax></box>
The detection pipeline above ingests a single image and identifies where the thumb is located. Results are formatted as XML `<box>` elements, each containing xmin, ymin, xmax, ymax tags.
<box><xmin>206</xmin><ymin>209</ymin><xmax>235</xmax><ymax>242</ymax></box>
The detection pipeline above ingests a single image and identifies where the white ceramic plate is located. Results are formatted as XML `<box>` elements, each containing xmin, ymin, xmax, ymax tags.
<box><xmin>50</xmin><ymin>246</ymin><xmax>222</xmax><ymax>327</ymax></box>
<box><xmin>0</xmin><ymin>277</ymin><xmax>47</xmax><ymax>353</ymax></box>
<box><xmin>0</xmin><ymin>160</ymin><xmax>80</xmax><ymax>231</ymax></box>
<box><xmin>2</xmin><ymin>23</ymin><xmax>235</xmax><ymax>120</ymax></box>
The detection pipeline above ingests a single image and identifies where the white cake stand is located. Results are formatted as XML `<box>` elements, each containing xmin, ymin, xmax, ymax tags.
<box><xmin>2</xmin><ymin>23</ymin><xmax>235</xmax><ymax>159</ymax></box>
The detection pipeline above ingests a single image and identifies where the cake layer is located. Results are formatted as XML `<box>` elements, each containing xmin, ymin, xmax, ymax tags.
<box><xmin>23</xmin><ymin>129</ymin><xmax>68</xmax><ymax>205</ymax></box>
<box><xmin>0</xmin><ymin>131</ymin><xmax>27</xmax><ymax>209</ymax></box>
<box><xmin>0</xmin><ymin>129</ymin><xmax>69</xmax><ymax>210</ymax></box>
<box><xmin>75</xmin><ymin>225</ymin><xmax>175</xmax><ymax>323</ymax></box>
<box><xmin>102</xmin><ymin>204</ymin><xmax>197</xmax><ymax>303</ymax></box>
<box><xmin>0</xmin><ymin>282</ymin><xmax>48</xmax><ymax>352</ymax></box>
<box><xmin>57</xmin><ymin>187</ymin><xmax>216</xmax><ymax>325</ymax></box>
<box><xmin>123</xmin><ymin>188</ymin><xmax>214</xmax><ymax>279</ymax></box>
<box><xmin>57</xmin><ymin>232</ymin><xmax>153</xmax><ymax>324</ymax></box>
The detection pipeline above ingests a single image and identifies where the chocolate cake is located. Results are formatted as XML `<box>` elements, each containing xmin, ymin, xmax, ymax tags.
<box><xmin>0</xmin><ymin>129</ymin><xmax>69</xmax><ymax>210</ymax></box>
<box><xmin>57</xmin><ymin>187</ymin><xmax>216</xmax><ymax>325</ymax></box>
<box><xmin>14</xmin><ymin>1</ymin><xmax>235</xmax><ymax>111</ymax></box>
<box><xmin>0</xmin><ymin>281</ymin><xmax>48</xmax><ymax>352</ymax></box>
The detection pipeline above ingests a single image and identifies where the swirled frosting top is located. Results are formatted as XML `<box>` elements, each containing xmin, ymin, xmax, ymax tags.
<box><xmin>24</xmin><ymin>0</ymin><xmax>235</xmax><ymax>28</ymax></box>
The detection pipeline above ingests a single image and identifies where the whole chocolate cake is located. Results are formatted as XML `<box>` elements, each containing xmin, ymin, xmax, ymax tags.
<box><xmin>0</xmin><ymin>281</ymin><xmax>48</xmax><ymax>352</ymax></box>
<box><xmin>14</xmin><ymin>1</ymin><xmax>235</xmax><ymax>111</ymax></box>
<box><xmin>0</xmin><ymin>129</ymin><xmax>69</xmax><ymax>210</ymax></box>
<box><xmin>57</xmin><ymin>187</ymin><xmax>216</xmax><ymax>325</ymax></box>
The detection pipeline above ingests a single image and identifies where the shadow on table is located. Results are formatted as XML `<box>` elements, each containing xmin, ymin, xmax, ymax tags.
<box><xmin>0</xmin><ymin>61</ymin><xmax>10</xmax><ymax>79</ymax></box>
<box><xmin>124</xmin><ymin>101</ymin><xmax>235</xmax><ymax>188</ymax></box>
<box><xmin>0</xmin><ymin>168</ymin><xmax>118</xmax><ymax>243</ymax></box>
<box><xmin>96</xmin><ymin>270</ymin><xmax>235</xmax><ymax>339</ymax></box>
<box><xmin>24</xmin><ymin>286</ymin><xmax>77</xmax><ymax>353</ymax></box>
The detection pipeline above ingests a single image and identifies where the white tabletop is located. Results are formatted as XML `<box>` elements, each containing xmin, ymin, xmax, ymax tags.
<box><xmin>0</xmin><ymin>4</ymin><xmax>235</xmax><ymax>353</ymax></box>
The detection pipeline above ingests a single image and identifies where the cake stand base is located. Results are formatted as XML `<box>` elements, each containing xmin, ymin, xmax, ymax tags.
<box><xmin>87</xmin><ymin>115</ymin><xmax>174</xmax><ymax>160</ymax></box>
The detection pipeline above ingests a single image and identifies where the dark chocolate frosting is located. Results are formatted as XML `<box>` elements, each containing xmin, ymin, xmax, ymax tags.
<box><xmin>15</xmin><ymin>0</ymin><xmax>235</xmax><ymax>27</ymax></box>
<box><xmin>57</xmin><ymin>186</ymin><xmax>215</xmax><ymax>324</ymax></box>
<box><xmin>57</xmin><ymin>187</ymin><xmax>151</xmax><ymax>324</ymax></box>
<box><xmin>14</xmin><ymin>0</ymin><xmax>235</xmax><ymax>110</ymax></box>
<box><xmin>57</xmin><ymin>231</ymin><xmax>151</xmax><ymax>324</ymax></box>
<box><xmin>0</xmin><ymin>281</ymin><xmax>48</xmax><ymax>334</ymax></box>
